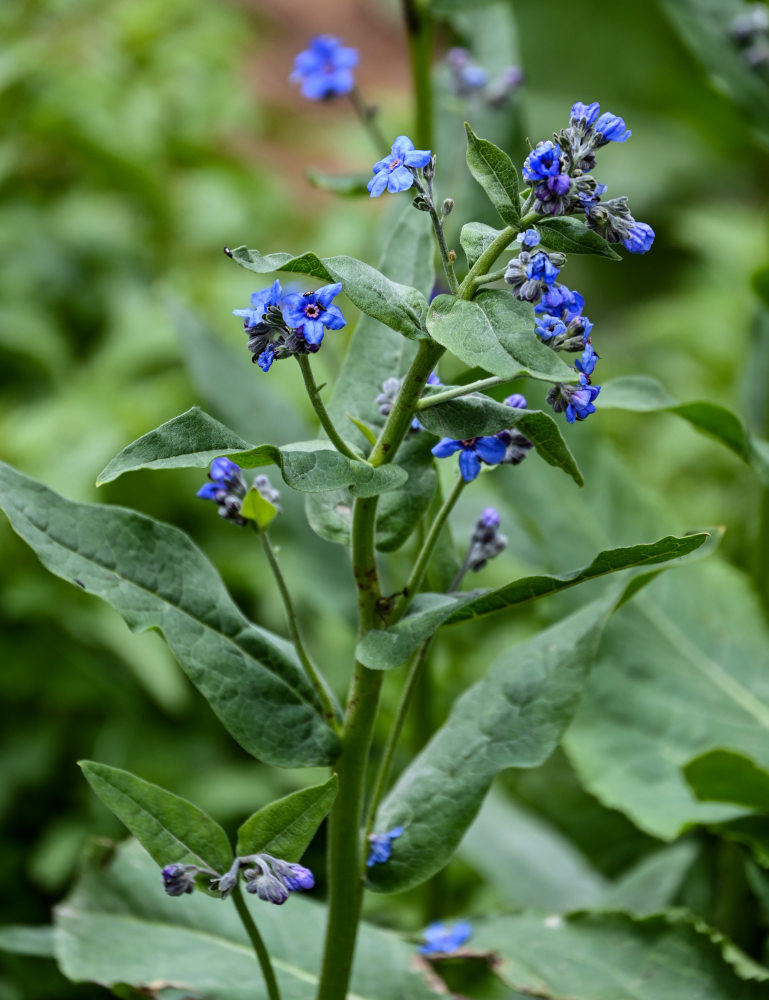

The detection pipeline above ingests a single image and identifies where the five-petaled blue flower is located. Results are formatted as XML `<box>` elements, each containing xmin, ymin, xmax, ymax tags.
<box><xmin>418</xmin><ymin>921</ymin><xmax>473</xmax><ymax>955</ymax></box>
<box><xmin>281</xmin><ymin>283</ymin><xmax>346</xmax><ymax>346</ymax></box>
<box><xmin>431</xmin><ymin>434</ymin><xmax>507</xmax><ymax>482</ymax></box>
<box><xmin>567</xmin><ymin>374</ymin><xmax>601</xmax><ymax>422</ymax></box>
<box><xmin>290</xmin><ymin>36</ymin><xmax>358</xmax><ymax>100</ymax></box>
<box><xmin>522</xmin><ymin>140</ymin><xmax>562</xmax><ymax>181</ymax></box>
<box><xmin>233</xmin><ymin>280</ymin><xmax>283</xmax><ymax>329</ymax></box>
<box><xmin>367</xmin><ymin>136</ymin><xmax>432</xmax><ymax>198</ymax></box>
<box><xmin>367</xmin><ymin>826</ymin><xmax>404</xmax><ymax>867</ymax></box>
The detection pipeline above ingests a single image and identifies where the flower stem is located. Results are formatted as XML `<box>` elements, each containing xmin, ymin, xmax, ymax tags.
<box><xmin>296</xmin><ymin>355</ymin><xmax>361</xmax><ymax>462</ymax></box>
<box><xmin>391</xmin><ymin>473</ymin><xmax>466</xmax><ymax>621</ymax></box>
<box><xmin>348</xmin><ymin>86</ymin><xmax>389</xmax><ymax>152</ymax></box>
<box><xmin>413</xmin><ymin>174</ymin><xmax>459</xmax><ymax>294</ymax></box>
<box><xmin>457</xmin><ymin>210</ymin><xmax>540</xmax><ymax>300</ymax></box>
<box><xmin>256</xmin><ymin>527</ymin><xmax>341</xmax><ymax>732</ymax></box>
<box><xmin>416</xmin><ymin>374</ymin><xmax>522</xmax><ymax>410</ymax></box>
<box><xmin>402</xmin><ymin>0</ymin><xmax>433</xmax><ymax>150</ymax></box>
<box><xmin>232</xmin><ymin>885</ymin><xmax>282</xmax><ymax>1000</ymax></box>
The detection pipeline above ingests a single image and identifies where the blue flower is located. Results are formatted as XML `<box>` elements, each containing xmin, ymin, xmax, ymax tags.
<box><xmin>284</xmin><ymin>864</ymin><xmax>315</xmax><ymax>892</ymax></box>
<box><xmin>535</xmin><ymin>283</ymin><xmax>585</xmax><ymax>320</ymax></box>
<box><xmin>281</xmin><ymin>283</ymin><xmax>346</xmax><ymax>346</ymax></box>
<box><xmin>290</xmin><ymin>36</ymin><xmax>358</xmax><ymax>100</ymax></box>
<box><xmin>516</xmin><ymin>228</ymin><xmax>541</xmax><ymax>247</ymax></box>
<box><xmin>570</xmin><ymin>101</ymin><xmax>600</xmax><ymax>127</ymax></box>
<box><xmin>197</xmin><ymin>458</ymin><xmax>248</xmax><ymax>525</ymax></box>
<box><xmin>161</xmin><ymin>864</ymin><xmax>197</xmax><ymax>897</ymax></box>
<box><xmin>526</xmin><ymin>251</ymin><xmax>560</xmax><ymax>286</ymax></box>
<box><xmin>233</xmin><ymin>280</ymin><xmax>283</xmax><ymax>329</ymax></box>
<box><xmin>504</xmin><ymin>393</ymin><xmax>527</xmax><ymax>409</ymax></box>
<box><xmin>208</xmin><ymin>457</ymin><xmax>244</xmax><ymax>491</ymax></box>
<box><xmin>367</xmin><ymin>136</ymin><xmax>432</xmax><ymax>197</ymax></box>
<box><xmin>567</xmin><ymin>375</ymin><xmax>601</xmax><ymax>422</ymax></box>
<box><xmin>367</xmin><ymin>826</ymin><xmax>404</xmax><ymax>867</ymax></box>
<box><xmin>575</xmin><ymin>342</ymin><xmax>598</xmax><ymax>376</ymax></box>
<box><xmin>431</xmin><ymin>434</ymin><xmax>507</xmax><ymax>482</ymax></box>
<box><xmin>257</xmin><ymin>344</ymin><xmax>275</xmax><ymax>372</ymax></box>
<box><xmin>594</xmin><ymin>112</ymin><xmax>631</xmax><ymax>144</ymax></box>
<box><xmin>622</xmin><ymin>222</ymin><xmax>655</xmax><ymax>254</ymax></box>
<box><xmin>535</xmin><ymin>314</ymin><xmax>567</xmax><ymax>342</ymax></box>
<box><xmin>522</xmin><ymin>140</ymin><xmax>562</xmax><ymax>181</ymax></box>
<box><xmin>418</xmin><ymin>921</ymin><xmax>473</xmax><ymax>955</ymax></box>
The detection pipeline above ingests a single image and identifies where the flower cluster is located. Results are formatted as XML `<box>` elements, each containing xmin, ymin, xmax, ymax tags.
<box><xmin>431</xmin><ymin>394</ymin><xmax>533</xmax><ymax>482</ymax></box>
<box><xmin>731</xmin><ymin>4</ymin><xmax>769</xmax><ymax>67</ymax></box>
<box><xmin>520</xmin><ymin>101</ymin><xmax>654</xmax><ymax>258</ymax></box>
<box><xmin>290</xmin><ymin>35</ymin><xmax>358</xmax><ymax>100</ymax></box>
<box><xmin>466</xmin><ymin>508</ymin><xmax>508</xmax><ymax>572</ymax></box>
<box><xmin>367</xmin><ymin>825</ymin><xmax>404</xmax><ymax>866</ymax></box>
<box><xmin>163</xmin><ymin>853</ymin><xmax>315</xmax><ymax>906</ymax></box>
<box><xmin>368</xmin><ymin>136</ymin><xmax>432</xmax><ymax>198</ymax></box>
<box><xmin>233</xmin><ymin>280</ymin><xmax>346</xmax><ymax>371</ymax></box>
<box><xmin>197</xmin><ymin>458</ymin><xmax>280</xmax><ymax>526</ymax></box>
<box><xmin>418</xmin><ymin>920</ymin><xmax>473</xmax><ymax>955</ymax></box>
<box><xmin>445</xmin><ymin>47</ymin><xmax>523</xmax><ymax>107</ymax></box>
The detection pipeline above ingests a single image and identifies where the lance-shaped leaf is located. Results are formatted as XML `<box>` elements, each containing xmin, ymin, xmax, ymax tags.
<box><xmin>236</xmin><ymin>776</ymin><xmax>337</xmax><ymax>860</ymax></box>
<box><xmin>463</xmin><ymin>911</ymin><xmax>769</xmax><ymax>997</ymax></box>
<box><xmin>366</xmin><ymin>587</ymin><xmax>620</xmax><ymax>893</ymax></box>
<box><xmin>54</xmin><ymin>839</ymin><xmax>436</xmax><ymax>1000</ymax></box>
<box><xmin>459</xmin><ymin>221</ymin><xmax>510</xmax><ymax>269</ymax></box>
<box><xmin>426</xmin><ymin>290</ymin><xmax>577</xmax><ymax>385</ymax></box>
<box><xmin>96</xmin><ymin>407</ymin><xmax>407</xmax><ymax>498</ymax></box>
<box><xmin>464</xmin><ymin>124</ymin><xmax>520</xmax><ymax>227</ymax></box>
<box><xmin>229</xmin><ymin>246</ymin><xmax>428</xmax><ymax>341</ymax></box>
<box><xmin>356</xmin><ymin>532</ymin><xmax>711</xmax><ymax>670</ymax></box>
<box><xmin>418</xmin><ymin>394</ymin><xmax>583</xmax><ymax>486</ymax></box>
<box><xmin>80</xmin><ymin>762</ymin><xmax>233</xmax><ymax>874</ymax></box>
<box><xmin>536</xmin><ymin>216</ymin><xmax>622</xmax><ymax>259</ymax></box>
<box><xmin>600</xmin><ymin>374</ymin><xmax>769</xmax><ymax>486</ymax></box>
<box><xmin>0</xmin><ymin>463</ymin><xmax>339</xmax><ymax>768</ymax></box>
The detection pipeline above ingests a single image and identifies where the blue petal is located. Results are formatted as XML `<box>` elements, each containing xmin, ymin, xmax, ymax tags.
<box><xmin>372</xmin><ymin>154</ymin><xmax>394</xmax><ymax>173</ymax></box>
<box><xmin>320</xmin><ymin>304</ymin><xmax>346</xmax><ymax>329</ymax></box>
<box><xmin>459</xmin><ymin>450</ymin><xmax>481</xmax><ymax>481</ymax></box>
<box><xmin>316</xmin><ymin>282</ymin><xmax>342</xmax><ymax>308</ymax></box>
<box><xmin>431</xmin><ymin>438</ymin><xmax>462</xmax><ymax>458</ymax></box>
<box><xmin>391</xmin><ymin>135</ymin><xmax>416</xmax><ymax>157</ymax></box>
<box><xmin>303</xmin><ymin>320</ymin><xmax>325</xmax><ymax>345</ymax></box>
<box><xmin>210</xmin><ymin>457</ymin><xmax>241</xmax><ymax>481</ymax></box>
<box><xmin>387</xmin><ymin>166</ymin><xmax>414</xmax><ymax>193</ymax></box>
<box><xmin>475</xmin><ymin>436</ymin><xmax>506</xmax><ymax>464</ymax></box>
<box><xmin>196</xmin><ymin>483</ymin><xmax>220</xmax><ymax>500</ymax></box>
<box><xmin>367</xmin><ymin>170</ymin><xmax>389</xmax><ymax>197</ymax></box>
<box><xmin>403</xmin><ymin>148</ymin><xmax>432</xmax><ymax>168</ymax></box>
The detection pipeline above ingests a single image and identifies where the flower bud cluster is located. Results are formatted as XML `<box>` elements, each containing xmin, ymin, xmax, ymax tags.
<box><xmin>162</xmin><ymin>853</ymin><xmax>315</xmax><ymax>906</ymax></box>
<box><xmin>196</xmin><ymin>458</ymin><xmax>280</xmax><ymax>526</ymax></box>
<box><xmin>466</xmin><ymin>508</ymin><xmax>507</xmax><ymax>572</ymax></box>
<box><xmin>445</xmin><ymin>47</ymin><xmax>523</xmax><ymax>108</ymax></box>
<box><xmin>233</xmin><ymin>279</ymin><xmax>346</xmax><ymax>372</ymax></box>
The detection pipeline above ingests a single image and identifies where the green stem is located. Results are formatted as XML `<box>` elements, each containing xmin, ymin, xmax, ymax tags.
<box><xmin>416</xmin><ymin>374</ymin><xmax>521</xmax><ymax>410</ymax></box>
<box><xmin>392</xmin><ymin>474</ymin><xmax>466</xmax><ymax>620</ymax></box>
<box><xmin>413</xmin><ymin>174</ymin><xmax>459</xmax><ymax>294</ymax></box>
<box><xmin>296</xmin><ymin>355</ymin><xmax>360</xmax><ymax>462</ymax></box>
<box><xmin>363</xmin><ymin>638</ymin><xmax>433</xmax><ymax>846</ymax></box>
<box><xmin>402</xmin><ymin>0</ymin><xmax>433</xmax><ymax>150</ymax></box>
<box><xmin>457</xmin><ymin>211</ymin><xmax>540</xmax><ymax>301</ymax></box>
<box><xmin>232</xmin><ymin>885</ymin><xmax>282</xmax><ymax>1000</ymax></box>
<box><xmin>256</xmin><ymin>527</ymin><xmax>341</xmax><ymax>731</ymax></box>
<box><xmin>470</xmin><ymin>266</ymin><xmax>508</xmax><ymax>290</ymax></box>
<box><xmin>348</xmin><ymin>86</ymin><xmax>389</xmax><ymax>152</ymax></box>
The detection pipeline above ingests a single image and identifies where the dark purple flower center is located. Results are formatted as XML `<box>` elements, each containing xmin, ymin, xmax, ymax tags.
<box><xmin>304</xmin><ymin>303</ymin><xmax>321</xmax><ymax>319</ymax></box>
<box><xmin>461</xmin><ymin>437</ymin><xmax>478</xmax><ymax>448</ymax></box>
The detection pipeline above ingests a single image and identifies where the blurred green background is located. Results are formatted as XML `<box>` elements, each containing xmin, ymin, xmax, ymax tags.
<box><xmin>2</xmin><ymin>0</ymin><xmax>769</xmax><ymax>996</ymax></box>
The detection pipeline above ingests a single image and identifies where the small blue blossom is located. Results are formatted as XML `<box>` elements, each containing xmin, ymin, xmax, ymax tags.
<box><xmin>367</xmin><ymin>826</ymin><xmax>405</xmax><ymax>867</ymax></box>
<box><xmin>516</xmin><ymin>228</ymin><xmax>541</xmax><ymax>247</ymax></box>
<box><xmin>284</xmin><ymin>864</ymin><xmax>315</xmax><ymax>892</ymax></box>
<box><xmin>233</xmin><ymin>280</ymin><xmax>283</xmax><ymax>329</ymax></box>
<box><xmin>431</xmin><ymin>434</ymin><xmax>507</xmax><ymax>482</ymax></box>
<box><xmin>570</xmin><ymin>101</ymin><xmax>600</xmax><ymax>127</ymax></box>
<box><xmin>257</xmin><ymin>344</ymin><xmax>275</xmax><ymax>372</ymax></box>
<box><xmin>197</xmin><ymin>458</ymin><xmax>248</xmax><ymax>525</ymax></box>
<box><xmin>594</xmin><ymin>112</ymin><xmax>631</xmax><ymax>144</ymax></box>
<box><xmin>504</xmin><ymin>393</ymin><xmax>527</xmax><ymax>409</ymax></box>
<box><xmin>575</xmin><ymin>342</ymin><xmax>599</xmax><ymax>376</ymax></box>
<box><xmin>290</xmin><ymin>36</ymin><xmax>358</xmax><ymax>100</ymax></box>
<box><xmin>526</xmin><ymin>251</ymin><xmax>560</xmax><ymax>286</ymax></box>
<box><xmin>622</xmin><ymin>222</ymin><xmax>655</xmax><ymax>254</ymax></box>
<box><xmin>535</xmin><ymin>314</ymin><xmax>567</xmax><ymax>342</ymax></box>
<box><xmin>367</xmin><ymin>136</ymin><xmax>432</xmax><ymax>197</ymax></box>
<box><xmin>282</xmin><ymin>283</ymin><xmax>346</xmax><ymax>346</ymax></box>
<box><xmin>418</xmin><ymin>921</ymin><xmax>473</xmax><ymax>955</ymax></box>
<box><xmin>536</xmin><ymin>283</ymin><xmax>585</xmax><ymax>321</ymax></box>
<box><xmin>567</xmin><ymin>375</ymin><xmax>601</xmax><ymax>422</ymax></box>
<box><xmin>522</xmin><ymin>140</ymin><xmax>562</xmax><ymax>181</ymax></box>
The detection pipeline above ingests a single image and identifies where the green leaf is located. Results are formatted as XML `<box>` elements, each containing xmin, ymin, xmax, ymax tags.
<box><xmin>565</xmin><ymin>559</ymin><xmax>769</xmax><ymax>840</ymax></box>
<box><xmin>459</xmin><ymin>221</ymin><xmax>507</xmax><ymax>269</ymax></box>
<box><xmin>417</xmin><ymin>395</ymin><xmax>583</xmax><ymax>486</ymax></box>
<box><xmin>467</xmin><ymin>911</ymin><xmax>769</xmax><ymax>996</ymax></box>
<box><xmin>366</xmin><ymin>588</ymin><xmax>619</xmax><ymax>892</ymax></box>
<box><xmin>54</xmin><ymin>839</ymin><xmax>436</xmax><ymax>1000</ymax></box>
<box><xmin>535</xmin><ymin>216</ymin><xmax>622</xmax><ymax>259</ymax></box>
<box><xmin>459</xmin><ymin>787</ymin><xmax>608</xmax><ymax>911</ymax></box>
<box><xmin>346</xmin><ymin>413</ymin><xmax>378</xmax><ymax>448</ymax></box>
<box><xmin>464</xmin><ymin>124</ymin><xmax>520</xmax><ymax>227</ymax></box>
<box><xmin>0</xmin><ymin>925</ymin><xmax>55</xmax><ymax>958</ymax></box>
<box><xmin>236</xmin><ymin>776</ymin><xmax>337</xmax><ymax>860</ymax></box>
<box><xmin>357</xmin><ymin>532</ymin><xmax>711</xmax><ymax>670</ymax></box>
<box><xmin>96</xmin><ymin>407</ymin><xmax>407</xmax><ymax>498</ymax></box>
<box><xmin>240</xmin><ymin>487</ymin><xmax>279</xmax><ymax>529</ymax></box>
<box><xmin>600</xmin><ymin>841</ymin><xmax>700</xmax><ymax>915</ymax></box>
<box><xmin>230</xmin><ymin>247</ymin><xmax>428</xmax><ymax>341</ymax></box>
<box><xmin>600</xmin><ymin>375</ymin><xmax>769</xmax><ymax>485</ymax></box>
<box><xmin>426</xmin><ymin>291</ymin><xmax>576</xmax><ymax>385</ymax></box>
<box><xmin>80</xmin><ymin>761</ymin><xmax>233</xmax><ymax>874</ymax></box>
<box><xmin>373</xmin><ymin>432</ymin><xmax>437</xmax><ymax>552</ymax></box>
<box><xmin>684</xmin><ymin>749</ymin><xmax>769</xmax><ymax>810</ymax></box>
<box><xmin>304</xmin><ymin>169</ymin><xmax>370</xmax><ymax>197</ymax></box>
<box><xmin>0</xmin><ymin>463</ymin><xmax>339</xmax><ymax>768</ymax></box>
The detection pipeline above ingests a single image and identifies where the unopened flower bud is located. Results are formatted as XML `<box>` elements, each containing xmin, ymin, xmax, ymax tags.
<box><xmin>161</xmin><ymin>863</ymin><xmax>197</xmax><ymax>897</ymax></box>
<box><xmin>441</xmin><ymin>198</ymin><xmax>454</xmax><ymax>217</ymax></box>
<box><xmin>245</xmin><ymin>871</ymin><xmax>290</xmax><ymax>905</ymax></box>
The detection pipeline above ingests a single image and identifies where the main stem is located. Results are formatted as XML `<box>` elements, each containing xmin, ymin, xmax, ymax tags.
<box><xmin>232</xmin><ymin>885</ymin><xmax>282</xmax><ymax>1000</ymax></box>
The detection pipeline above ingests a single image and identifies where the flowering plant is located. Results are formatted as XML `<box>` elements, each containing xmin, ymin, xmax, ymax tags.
<box><xmin>6</xmin><ymin>5</ymin><xmax>769</xmax><ymax>1000</ymax></box>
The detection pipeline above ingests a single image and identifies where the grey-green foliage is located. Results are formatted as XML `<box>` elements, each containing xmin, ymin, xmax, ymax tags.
<box><xmin>236</xmin><ymin>776</ymin><xmax>337</xmax><ymax>860</ymax></box>
<box><xmin>536</xmin><ymin>216</ymin><xmax>622</xmax><ymax>258</ymax></box>
<box><xmin>55</xmin><ymin>839</ymin><xmax>435</xmax><ymax>1000</ymax></box>
<box><xmin>0</xmin><ymin>462</ymin><xmax>339</xmax><ymax>768</ymax></box>
<box><xmin>464</xmin><ymin>123</ymin><xmax>520</xmax><ymax>227</ymax></box>
<box><xmin>356</xmin><ymin>532</ymin><xmax>711</xmax><ymax>669</ymax></box>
